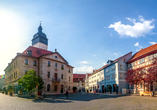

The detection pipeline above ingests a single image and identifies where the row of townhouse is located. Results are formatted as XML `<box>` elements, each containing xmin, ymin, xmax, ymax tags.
<box><xmin>85</xmin><ymin>52</ymin><xmax>132</xmax><ymax>93</ymax></box>
<box><xmin>85</xmin><ymin>43</ymin><xmax>157</xmax><ymax>94</ymax></box>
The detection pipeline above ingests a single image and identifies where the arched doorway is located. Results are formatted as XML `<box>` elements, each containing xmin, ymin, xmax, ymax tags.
<box><xmin>61</xmin><ymin>85</ymin><xmax>64</xmax><ymax>93</ymax></box>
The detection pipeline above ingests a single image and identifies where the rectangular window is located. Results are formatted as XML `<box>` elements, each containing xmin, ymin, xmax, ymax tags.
<box><xmin>25</xmin><ymin>70</ymin><xmax>27</xmax><ymax>75</ymax></box>
<box><xmin>120</xmin><ymin>65</ymin><xmax>122</xmax><ymax>70</ymax></box>
<box><xmin>61</xmin><ymin>64</ymin><xmax>64</xmax><ymax>70</ymax></box>
<box><xmin>61</xmin><ymin>74</ymin><xmax>63</xmax><ymax>79</ymax></box>
<box><xmin>16</xmin><ymin>71</ymin><xmax>17</xmax><ymax>78</ymax></box>
<box><xmin>106</xmin><ymin>69</ymin><xmax>109</xmax><ymax>73</ymax></box>
<box><xmin>25</xmin><ymin>59</ymin><xmax>28</xmax><ymax>65</ymax></box>
<box><xmin>55</xmin><ymin>63</ymin><xmax>57</xmax><ymax>68</ymax></box>
<box><xmin>48</xmin><ymin>61</ymin><xmax>50</xmax><ymax>66</ymax></box>
<box><xmin>106</xmin><ymin>75</ymin><xmax>110</xmax><ymax>80</ymax></box>
<box><xmin>120</xmin><ymin>73</ymin><xmax>123</xmax><ymax>78</ymax></box>
<box><xmin>69</xmin><ymin>69</ymin><xmax>71</xmax><ymax>73</ymax></box>
<box><xmin>33</xmin><ymin>60</ymin><xmax>36</xmax><ymax>66</ymax></box>
<box><xmin>112</xmin><ymin>66</ymin><xmax>115</xmax><ymax>71</ymax></box>
<box><xmin>112</xmin><ymin>74</ymin><xmax>115</xmax><ymax>79</ymax></box>
<box><xmin>48</xmin><ymin>72</ymin><xmax>50</xmax><ymax>78</ymax></box>
<box><xmin>149</xmin><ymin>55</ymin><xmax>153</xmax><ymax>60</ymax></box>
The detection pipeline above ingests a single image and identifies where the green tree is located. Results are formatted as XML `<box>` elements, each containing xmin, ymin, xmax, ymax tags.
<box><xmin>73</xmin><ymin>86</ymin><xmax>77</xmax><ymax>92</ymax></box>
<box><xmin>6</xmin><ymin>84</ymin><xmax>14</xmax><ymax>96</ymax></box>
<box><xmin>18</xmin><ymin>69</ymin><xmax>39</xmax><ymax>97</ymax></box>
<box><xmin>2</xmin><ymin>86</ymin><xmax>7</xmax><ymax>94</ymax></box>
<box><xmin>37</xmin><ymin>76</ymin><xmax>44</xmax><ymax>91</ymax></box>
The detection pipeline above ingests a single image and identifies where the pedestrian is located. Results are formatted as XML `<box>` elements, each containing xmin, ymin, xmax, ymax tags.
<box><xmin>90</xmin><ymin>89</ymin><xmax>92</xmax><ymax>93</ymax></box>
<box><xmin>65</xmin><ymin>90</ymin><xmax>69</xmax><ymax>99</ymax></box>
<box><xmin>87</xmin><ymin>89</ymin><xmax>89</xmax><ymax>95</ymax></box>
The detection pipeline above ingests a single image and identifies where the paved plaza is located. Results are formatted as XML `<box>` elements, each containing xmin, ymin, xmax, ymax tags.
<box><xmin>1</xmin><ymin>93</ymin><xmax>157</xmax><ymax>110</ymax></box>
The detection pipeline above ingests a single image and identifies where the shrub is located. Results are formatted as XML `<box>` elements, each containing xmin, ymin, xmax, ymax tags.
<box><xmin>73</xmin><ymin>86</ymin><xmax>77</xmax><ymax>92</ymax></box>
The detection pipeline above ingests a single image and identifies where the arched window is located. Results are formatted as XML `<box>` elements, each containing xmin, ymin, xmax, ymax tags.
<box><xmin>47</xmin><ymin>84</ymin><xmax>50</xmax><ymax>91</ymax></box>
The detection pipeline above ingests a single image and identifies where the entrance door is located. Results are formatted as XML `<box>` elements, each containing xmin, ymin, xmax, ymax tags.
<box><xmin>54</xmin><ymin>73</ymin><xmax>58</xmax><ymax>80</ymax></box>
<box><xmin>102</xmin><ymin>85</ymin><xmax>104</xmax><ymax>93</ymax></box>
<box><xmin>61</xmin><ymin>85</ymin><xmax>63</xmax><ymax>93</ymax></box>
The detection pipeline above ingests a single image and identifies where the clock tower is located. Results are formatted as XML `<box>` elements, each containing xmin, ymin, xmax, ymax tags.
<box><xmin>32</xmin><ymin>23</ymin><xmax>48</xmax><ymax>50</ymax></box>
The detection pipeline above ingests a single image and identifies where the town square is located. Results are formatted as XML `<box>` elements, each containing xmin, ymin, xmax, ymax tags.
<box><xmin>1</xmin><ymin>93</ymin><xmax>157</xmax><ymax>110</ymax></box>
<box><xmin>1</xmin><ymin>0</ymin><xmax>157</xmax><ymax>110</ymax></box>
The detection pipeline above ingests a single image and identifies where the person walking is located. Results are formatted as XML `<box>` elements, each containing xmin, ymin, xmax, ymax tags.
<box><xmin>65</xmin><ymin>90</ymin><xmax>69</xmax><ymax>99</ymax></box>
<box><xmin>87</xmin><ymin>89</ymin><xmax>89</xmax><ymax>95</ymax></box>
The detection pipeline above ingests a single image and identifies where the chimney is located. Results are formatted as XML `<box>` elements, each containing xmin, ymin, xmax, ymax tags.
<box><xmin>140</xmin><ymin>48</ymin><xmax>143</xmax><ymax>51</ymax></box>
<box><xmin>55</xmin><ymin>49</ymin><xmax>57</xmax><ymax>52</ymax></box>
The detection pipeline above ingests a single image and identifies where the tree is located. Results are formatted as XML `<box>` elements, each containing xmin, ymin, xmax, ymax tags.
<box><xmin>73</xmin><ymin>86</ymin><xmax>77</xmax><ymax>92</ymax></box>
<box><xmin>125</xmin><ymin>57</ymin><xmax>157</xmax><ymax>93</ymax></box>
<box><xmin>37</xmin><ymin>76</ymin><xmax>44</xmax><ymax>91</ymax></box>
<box><xmin>18</xmin><ymin>69</ymin><xmax>39</xmax><ymax>98</ymax></box>
<box><xmin>2</xmin><ymin>86</ymin><xmax>7</xmax><ymax>94</ymax></box>
<box><xmin>6</xmin><ymin>84</ymin><xmax>14</xmax><ymax>96</ymax></box>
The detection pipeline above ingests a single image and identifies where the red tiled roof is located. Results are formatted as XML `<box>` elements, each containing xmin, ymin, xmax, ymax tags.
<box><xmin>113</xmin><ymin>52</ymin><xmax>132</xmax><ymax>63</ymax></box>
<box><xmin>20</xmin><ymin>46</ymin><xmax>53</xmax><ymax>57</ymax></box>
<box><xmin>73</xmin><ymin>74</ymin><xmax>86</xmax><ymax>78</ymax></box>
<box><xmin>86</xmin><ymin>73</ymin><xmax>91</xmax><ymax>75</ymax></box>
<box><xmin>128</xmin><ymin>44</ymin><xmax>157</xmax><ymax>63</ymax></box>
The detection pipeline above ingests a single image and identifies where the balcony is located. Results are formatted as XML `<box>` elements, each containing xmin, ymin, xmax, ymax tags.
<box><xmin>52</xmin><ymin>78</ymin><xmax>60</xmax><ymax>82</ymax></box>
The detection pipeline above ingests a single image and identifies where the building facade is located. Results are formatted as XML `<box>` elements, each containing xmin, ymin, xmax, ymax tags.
<box><xmin>88</xmin><ymin>67</ymin><xmax>106</xmax><ymax>93</ymax></box>
<box><xmin>102</xmin><ymin>52</ymin><xmax>132</xmax><ymax>93</ymax></box>
<box><xmin>73</xmin><ymin>73</ymin><xmax>86</xmax><ymax>92</ymax></box>
<box><xmin>127</xmin><ymin>44</ymin><xmax>157</xmax><ymax>94</ymax></box>
<box><xmin>4</xmin><ymin>24</ymin><xmax>74</xmax><ymax>95</ymax></box>
<box><xmin>85</xmin><ymin>73</ymin><xmax>91</xmax><ymax>91</ymax></box>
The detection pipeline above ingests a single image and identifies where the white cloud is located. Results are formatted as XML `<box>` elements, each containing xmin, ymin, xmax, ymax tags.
<box><xmin>103</xmin><ymin>62</ymin><xmax>106</xmax><ymax>65</ymax></box>
<box><xmin>134</xmin><ymin>42</ymin><xmax>143</xmax><ymax>51</ymax></box>
<box><xmin>80</xmin><ymin>61</ymin><xmax>90</xmax><ymax>64</ymax></box>
<box><xmin>92</xmin><ymin>55</ymin><xmax>96</xmax><ymax>57</ymax></box>
<box><xmin>149</xmin><ymin>42</ymin><xmax>156</xmax><ymax>45</ymax></box>
<box><xmin>73</xmin><ymin>66</ymin><xmax>94</xmax><ymax>74</ymax></box>
<box><xmin>113</xmin><ymin>53</ymin><xmax>118</xmax><ymax>57</ymax></box>
<box><xmin>134</xmin><ymin>42</ymin><xmax>139</xmax><ymax>46</ymax></box>
<box><xmin>108</xmin><ymin>16</ymin><xmax>155</xmax><ymax>38</ymax></box>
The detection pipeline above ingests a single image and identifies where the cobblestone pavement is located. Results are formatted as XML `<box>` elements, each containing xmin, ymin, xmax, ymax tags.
<box><xmin>1</xmin><ymin>93</ymin><xmax>157</xmax><ymax>110</ymax></box>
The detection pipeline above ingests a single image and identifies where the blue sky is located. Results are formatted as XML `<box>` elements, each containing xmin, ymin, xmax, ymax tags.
<box><xmin>0</xmin><ymin>0</ymin><xmax>157</xmax><ymax>75</ymax></box>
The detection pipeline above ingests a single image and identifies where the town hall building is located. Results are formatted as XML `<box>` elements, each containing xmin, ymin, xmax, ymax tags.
<box><xmin>4</xmin><ymin>24</ymin><xmax>74</xmax><ymax>95</ymax></box>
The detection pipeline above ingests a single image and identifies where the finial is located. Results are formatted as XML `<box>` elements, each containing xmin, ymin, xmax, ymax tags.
<box><xmin>40</xmin><ymin>21</ymin><xmax>42</xmax><ymax>26</ymax></box>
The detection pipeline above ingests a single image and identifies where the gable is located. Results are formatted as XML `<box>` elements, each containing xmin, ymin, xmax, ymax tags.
<box><xmin>42</xmin><ymin>52</ymin><xmax>68</xmax><ymax>64</ymax></box>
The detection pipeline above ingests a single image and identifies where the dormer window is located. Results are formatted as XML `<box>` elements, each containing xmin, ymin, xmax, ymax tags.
<box><xmin>55</xmin><ymin>56</ymin><xmax>57</xmax><ymax>58</ymax></box>
<box><xmin>27</xmin><ymin>50</ymin><xmax>32</xmax><ymax>56</ymax></box>
<box><xmin>107</xmin><ymin>60</ymin><xmax>113</xmax><ymax>65</ymax></box>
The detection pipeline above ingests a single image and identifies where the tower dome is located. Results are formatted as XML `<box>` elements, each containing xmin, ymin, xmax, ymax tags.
<box><xmin>32</xmin><ymin>23</ymin><xmax>48</xmax><ymax>50</ymax></box>
<box><xmin>33</xmin><ymin>25</ymin><xmax>47</xmax><ymax>39</ymax></box>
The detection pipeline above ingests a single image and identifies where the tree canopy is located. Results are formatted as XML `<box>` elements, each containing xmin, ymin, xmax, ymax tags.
<box><xmin>18</xmin><ymin>69</ymin><xmax>43</xmax><ymax>93</ymax></box>
<box><xmin>125</xmin><ymin>57</ymin><xmax>157</xmax><ymax>86</ymax></box>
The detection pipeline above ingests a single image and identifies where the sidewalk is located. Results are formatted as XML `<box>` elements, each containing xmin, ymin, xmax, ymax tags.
<box><xmin>82</xmin><ymin>92</ymin><xmax>124</xmax><ymax>96</ymax></box>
